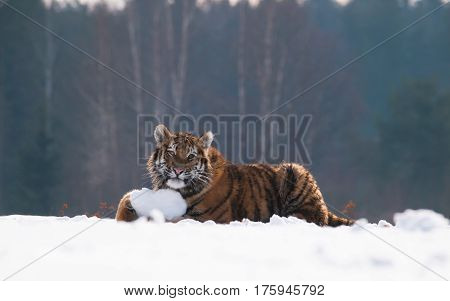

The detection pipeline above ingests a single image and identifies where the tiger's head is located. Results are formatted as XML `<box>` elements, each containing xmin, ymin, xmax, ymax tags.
<box><xmin>147</xmin><ymin>124</ymin><xmax>215</xmax><ymax>195</ymax></box>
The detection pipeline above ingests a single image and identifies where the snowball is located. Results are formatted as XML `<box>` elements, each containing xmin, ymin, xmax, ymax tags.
<box><xmin>129</xmin><ymin>188</ymin><xmax>187</xmax><ymax>221</ymax></box>
<box><xmin>394</xmin><ymin>209</ymin><xmax>449</xmax><ymax>232</ymax></box>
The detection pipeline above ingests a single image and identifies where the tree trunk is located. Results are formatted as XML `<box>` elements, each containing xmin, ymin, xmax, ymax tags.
<box><xmin>0</xmin><ymin>51</ymin><xmax>3</xmax><ymax>206</ymax></box>
<box><xmin>258</xmin><ymin>4</ymin><xmax>276</xmax><ymax>162</ymax></box>
<box><xmin>88</xmin><ymin>10</ymin><xmax>121</xmax><ymax>210</ymax></box>
<box><xmin>165</xmin><ymin>0</ymin><xmax>194</xmax><ymax>111</ymax></box>
<box><xmin>259</xmin><ymin>3</ymin><xmax>275</xmax><ymax>115</ymax></box>
<box><xmin>237</xmin><ymin>1</ymin><xmax>246</xmax><ymax>115</ymax></box>
<box><xmin>273</xmin><ymin>45</ymin><xmax>287</xmax><ymax>108</ymax></box>
<box><xmin>44</xmin><ymin>7</ymin><xmax>55</xmax><ymax>140</ymax></box>
<box><xmin>175</xmin><ymin>0</ymin><xmax>193</xmax><ymax>110</ymax></box>
<box><xmin>151</xmin><ymin>1</ymin><xmax>164</xmax><ymax>116</ymax></box>
<box><xmin>127</xmin><ymin>1</ymin><xmax>143</xmax><ymax>115</ymax></box>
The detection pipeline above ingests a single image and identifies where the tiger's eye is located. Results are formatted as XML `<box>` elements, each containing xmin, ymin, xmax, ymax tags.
<box><xmin>187</xmin><ymin>154</ymin><xmax>195</xmax><ymax>160</ymax></box>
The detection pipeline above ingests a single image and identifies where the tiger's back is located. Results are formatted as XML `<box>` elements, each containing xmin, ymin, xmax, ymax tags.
<box><xmin>182</xmin><ymin>156</ymin><xmax>336</xmax><ymax>226</ymax></box>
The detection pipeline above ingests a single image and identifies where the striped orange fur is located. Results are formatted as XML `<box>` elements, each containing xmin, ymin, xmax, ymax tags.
<box><xmin>116</xmin><ymin>125</ymin><xmax>354</xmax><ymax>226</ymax></box>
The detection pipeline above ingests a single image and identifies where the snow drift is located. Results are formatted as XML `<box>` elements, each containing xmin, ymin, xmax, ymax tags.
<box><xmin>0</xmin><ymin>209</ymin><xmax>449</xmax><ymax>281</ymax></box>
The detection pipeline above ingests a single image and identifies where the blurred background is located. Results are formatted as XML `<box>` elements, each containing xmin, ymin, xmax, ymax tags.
<box><xmin>0</xmin><ymin>0</ymin><xmax>449</xmax><ymax>221</ymax></box>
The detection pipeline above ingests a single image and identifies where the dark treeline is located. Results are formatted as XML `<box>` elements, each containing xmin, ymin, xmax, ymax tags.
<box><xmin>0</xmin><ymin>0</ymin><xmax>449</xmax><ymax>221</ymax></box>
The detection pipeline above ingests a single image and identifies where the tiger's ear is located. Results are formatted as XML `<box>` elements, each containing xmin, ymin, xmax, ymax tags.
<box><xmin>200</xmin><ymin>131</ymin><xmax>214</xmax><ymax>149</ymax></box>
<box><xmin>154</xmin><ymin>124</ymin><xmax>172</xmax><ymax>145</ymax></box>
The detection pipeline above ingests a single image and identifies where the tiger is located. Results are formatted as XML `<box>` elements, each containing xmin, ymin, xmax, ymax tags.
<box><xmin>116</xmin><ymin>124</ymin><xmax>354</xmax><ymax>226</ymax></box>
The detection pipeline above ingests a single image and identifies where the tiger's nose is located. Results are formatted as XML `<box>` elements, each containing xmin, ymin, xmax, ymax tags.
<box><xmin>173</xmin><ymin>167</ymin><xmax>184</xmax><ymax>175</ymax></box>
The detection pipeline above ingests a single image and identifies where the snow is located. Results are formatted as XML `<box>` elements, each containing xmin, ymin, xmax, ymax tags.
<box><xmin>129</xmin><ymin>188</ymin><xmax>186</xmax><ymax>221</ymax></box>
<box><xmin>394</xmin><ymin>209</ymin><xmax>449</xmax><ymax>232</ymax></box>
<box><xmin>0</xmin><ymin>210</ymin><xmax>449</xmax><ymax>281</ymax></box>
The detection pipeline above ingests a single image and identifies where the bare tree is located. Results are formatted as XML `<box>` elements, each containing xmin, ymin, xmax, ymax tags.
<box><xmin>165</xmin><ymin>0</ymin><xmax>195</xmax><ymax>110</ymax></box>
<box><xmin>151</xmin><ymin>0</ymin><xmax>165</xmax><ymax>116</ymax></box>
<box><xmin>250</xmin><ymin>2</ymin><xmax>285</xmax><ymax>161</ymax></box>
<box><xmin>85</xmin><ymin>8</ymin><xmax>121</xmax><ymax>206</ymax></box>
<box><xmin>127</xmin><ymin>0</ymin><xmax>143</xmax><ymax>115</ymax></box>
<box><xmin>44</xmin><ymin>6</ymin><xmax>56</xmax><ymax>139</ymax></box>
<box><xmin>273</xmin><ymin>45</ymin><xmax>286</xmax><ymax>108</ymax></box>
<box><xmin>0</xmin><ymin>49</ymin><xmax>3</xmax><ymax>205</ymax></box>
<box><xmin>258</xmin><ymin>2</ymin><xmax>275</xmax><ymax>115</ymax></box>
<box><xmin>237</xmin><ymin>1</ymin><xmax>247</xmax><ymax>115</ymax></box>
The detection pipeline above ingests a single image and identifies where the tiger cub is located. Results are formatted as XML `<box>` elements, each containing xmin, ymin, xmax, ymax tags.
<box><xmin>116</xmin><ymin>124</ymin><xmax>354</xmax><ymax>226</ymax></box>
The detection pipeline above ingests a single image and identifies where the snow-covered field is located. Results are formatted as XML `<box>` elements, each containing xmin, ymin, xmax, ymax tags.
<box><xmin>0</xmin><ymin>209</ymin><xmax>449</xmax><ymax>281</ymax></box>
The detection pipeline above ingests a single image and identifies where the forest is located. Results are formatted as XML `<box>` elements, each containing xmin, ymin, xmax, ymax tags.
<box><xmin>0</xmin><ymin>0</ymin><xmax>449</xmax><ymax>221</ymax></box>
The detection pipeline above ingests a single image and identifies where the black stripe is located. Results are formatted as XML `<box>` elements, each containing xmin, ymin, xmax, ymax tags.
<box><xmin>228</xmin><ymin>165</ymin><xmax>240</xmax><ymax>220</ymax></box>
<box><xmin>224</xmin><ymin>169</ymin><xmax>235</xmax><ymax>202</ymax></box>
<box><xmin>253</xmin><ymin>199</ymin><xmax>261</xmax><ymax>221</ymax></box>
<box><xmin>210</xmin><ymin>151</ymin><xmax>217</xmax><ymax>164</ymax></box>
<box><xmin>284</xmin><ymin>165</ymin><xmax>296</xmax><ymax>196</ymax></box>
<box><xmin>188</xmin><ymin>207</ymin><xmax>212</xmax><ymax>218</ymax></box>
<box><xmin>209</xmin><ymin>199</ymin><xmax>226</xmax><ymax>216</ymax></box>
<box><xmin>246</xmin><ymin>168</ymin><xmax>260</xmax><ymax>220</ymax></box>
<box><xmin>296</xmin><ymin>185</ymin><xmax>312</xmax><ymax>212</ymax></box>
<box><xmin>182</xmin><ymin>177</ymin><xmax>209</xmax><ymax>198</ymax></box>
<box><xmin>287</xmin><ymin>172</ymin><xmax>309</xmax><ymax>207</ymax></box>
<box><xmin>201</xmin><ymin>157</ymin><xmax>208</xmax><ymax>170</ymax></box>
<box><xmin>207</xmin><ymin>165</ymin><xmax>235</xmax><ymax>218</ymax></box>
<box><xmin>234</xmin><ymin>167</ymin><xmax>247</xmax><ymax>219</ymax></box>
<box><xmin>248</xmin><ymin>167</ymin><xmax>265</xmax><ymax>212</ymax></box>
<box><xmin>298</xmin><ymin>184</ymin><xmax>314</xmax><ymax>207</ymax></box>
<box><xmin>296</xmin><ymin>172</ymin><xmax>311</xmax><ymax>204</ymax></box>
<box><xmin>258</xmin><ymin>165</ymin><xmax>278</xmax><ymax>215</ymax></box>
<box><xmin>152</xmin><ymin>150</ymin><xmax>159</xmax><ymax>161</ymax></box>
<box><xmin>246</xmin><ymin>169</ymin><xmax>256</xmax><ymax>200</ymax></box>
<box><xmin>214</xmin><ymin>206</ymin><xmax>229</xmax><ymax>223</ymax></box>
<box><xmin>183</xmin><ymin>188</ymin><xmax>199</xmax><ymax>199</ymax></box>
<box><xmin>186</xmin><ymin>197</ymin><xmax>205</xmax><ymax>214</ymax></box>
